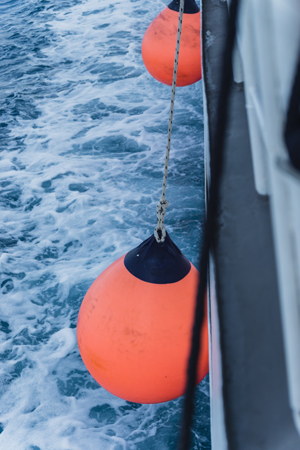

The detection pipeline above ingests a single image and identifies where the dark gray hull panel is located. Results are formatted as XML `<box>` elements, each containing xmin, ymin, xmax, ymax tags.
<box><xmin>202</xmin><ymin>0</ymin><xmax>300</xmax><ymax>448</ymax></box>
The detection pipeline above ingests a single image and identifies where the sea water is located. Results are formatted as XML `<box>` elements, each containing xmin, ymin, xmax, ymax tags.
<box><xmin>0</xmin><ymin>0</ymin><xmax>210</xmax><ymax>448</ymax></box>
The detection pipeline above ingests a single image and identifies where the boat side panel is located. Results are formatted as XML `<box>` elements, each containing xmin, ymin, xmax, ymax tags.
<box><xmin>202</xmin><ymin>0</ymin><xmax>300</xmax><ymax>448</ymax></box>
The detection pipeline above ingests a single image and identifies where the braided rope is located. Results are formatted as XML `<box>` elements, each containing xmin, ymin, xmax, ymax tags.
<box><xmin>154</xmin><ymin>0</ymin><xmax>185</xmax><ymax>243</ymax></box>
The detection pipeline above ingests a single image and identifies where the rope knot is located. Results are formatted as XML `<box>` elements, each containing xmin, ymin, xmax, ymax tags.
<box><xmin>154</xmin><ymin>198</ymin><xmax>169</xmax><ymax>243</ymax></box>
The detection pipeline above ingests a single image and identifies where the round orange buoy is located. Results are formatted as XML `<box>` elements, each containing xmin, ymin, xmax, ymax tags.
<box><xmin>141</xmin><ymin>0</ymin><xmax>201</xmax><ymax>86</ymax></box>
<box><xmin>77</xmin><ymin>233</ymin><xmax>208</xmax><ymax>404</ymax></box>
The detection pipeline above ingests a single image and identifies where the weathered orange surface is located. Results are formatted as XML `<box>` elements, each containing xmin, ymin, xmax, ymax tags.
<box><xmin>142</xmin><ymin>8</ymin><xmax>201</xmax><ymax>87</ymax></box>
<box><xmin>77</xmin><ymin>255</ymin><xmax>208</xmax><ymax>404</ymax></box>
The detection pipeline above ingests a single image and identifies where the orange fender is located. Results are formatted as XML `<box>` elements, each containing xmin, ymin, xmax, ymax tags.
<box><xmin>142</xmin><ymin>7</ymin><xmax>201</xmax><ymax>86</ymax></box>
<box><xmin>77</xmin><ymin>255</ymin><xmax>208</xmax><ymax>404</ymax></box>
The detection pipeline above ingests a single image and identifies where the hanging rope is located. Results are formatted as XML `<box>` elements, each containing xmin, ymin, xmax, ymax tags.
<box><xmin>154</xmin><ymin>0</ymin><xmax>185</xmax><ymax>243</ymax></box>
<box><xmin>177</xmin><ymin>0</ymin><xmax>240</xmax><ymax>449</ymax></box>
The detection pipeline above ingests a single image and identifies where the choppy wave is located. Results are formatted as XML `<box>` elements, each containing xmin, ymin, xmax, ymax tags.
<box><xmin>0</xmin><ymin>0</ymin><xmax>209</xmax><ymax>448</ymax></box>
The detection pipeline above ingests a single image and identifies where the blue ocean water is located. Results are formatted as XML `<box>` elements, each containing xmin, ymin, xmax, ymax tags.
<box><xmin>0</xmin><ymin>0</ymin><xmax>210</xmax><ymax>448</ymax></box>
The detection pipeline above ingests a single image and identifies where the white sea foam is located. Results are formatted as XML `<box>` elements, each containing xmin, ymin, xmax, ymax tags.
<box><xmin>0</xmin><ymin>0</ymin><xmax>208</xmax><ymax>448</ymax></box>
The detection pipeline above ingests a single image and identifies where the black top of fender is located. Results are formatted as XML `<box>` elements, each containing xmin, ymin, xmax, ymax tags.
<box><xmin>168</xmin><ymin>0</ymin><xmax>200</xmax><ymax>14</ymax></box>
<box><xmin>124</xmin><ymin>232</ymin><xmax>191</xmax><ymax>284</ymax></box>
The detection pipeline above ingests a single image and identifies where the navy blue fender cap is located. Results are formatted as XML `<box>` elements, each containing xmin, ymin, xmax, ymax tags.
<box><xmin>168</xmin><ymin>0</ymin><xmax>200</xmax><ymax>14</ymax></box>
<box><xmin>124</xmin><ymin>232</ymin><xmax>191</xmax><ymax>284</ymax></box>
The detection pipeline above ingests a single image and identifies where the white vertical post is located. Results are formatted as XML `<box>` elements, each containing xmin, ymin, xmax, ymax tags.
<box><xmin>236</xmin><ymin>0</ymin><xmax>270</xmax><ymax>195</ymax></box>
